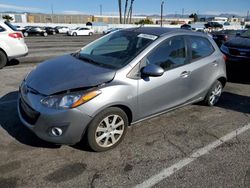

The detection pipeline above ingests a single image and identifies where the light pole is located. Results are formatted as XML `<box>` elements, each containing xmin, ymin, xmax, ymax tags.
<box><xmin>100</xmin><ymin>4</ymin><xmax>103</xmax><ymax>16</ymax></box>
<box><xmin>161</xmin><ymin>1</ymin><xmax>164</xmax><ymax>27</ymax></box>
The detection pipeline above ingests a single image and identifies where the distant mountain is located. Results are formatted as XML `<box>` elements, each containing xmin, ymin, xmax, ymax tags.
<box><xmin>136</xmin><ymin>13</ymin><xmax>246</xmax><ymax>19</ymax></box>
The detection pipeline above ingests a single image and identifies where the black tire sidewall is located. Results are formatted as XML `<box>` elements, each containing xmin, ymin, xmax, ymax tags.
<box><xmin>87</xmin><ymin>107</ymin><xmax>128</xmax><ymax>152</ymax></box>
<box><xmin>0</xmin><ymin>51</ymin><xmax>7</xmax><ymax>69</ymax></box>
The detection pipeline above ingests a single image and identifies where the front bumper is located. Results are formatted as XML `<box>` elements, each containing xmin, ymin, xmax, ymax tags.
<box><xmin>17</xmin><ymin>92</ymin><xmax>93</xmax><ymax>145</ymax></box>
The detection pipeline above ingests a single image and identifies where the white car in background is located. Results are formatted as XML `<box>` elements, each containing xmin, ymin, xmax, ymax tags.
<box><xmin>0</xmin><ymin>21</ymin><xmax>28</xmax><ymax>69</ymax></box>
<box><xmin>55</xmin><ymin>26</ymin><xmax>70</xmax><ymax>34</ymax></box>
<box><xmin>67</xmin><ymin>27</ymin><xmax>94</xmax><ymax>36</ymax></box>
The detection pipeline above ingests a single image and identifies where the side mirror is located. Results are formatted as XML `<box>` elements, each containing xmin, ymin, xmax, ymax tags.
<box><xmin>141</xmin><ymin>64</ymin><xmax>164</xmax><ymax>77</ymax></box>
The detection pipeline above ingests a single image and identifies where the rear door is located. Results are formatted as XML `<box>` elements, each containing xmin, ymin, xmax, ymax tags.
<box><xmin>183</xmin><ymin>35</ymin><xmax>218</xmax><ymax>101</ymax></box>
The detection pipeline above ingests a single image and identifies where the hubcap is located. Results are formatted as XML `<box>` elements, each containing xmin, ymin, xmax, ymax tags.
<box><xmin>95</xmin><ymin>115</ymin><xmax>125</xmax><ymax>148</ymax></box>
<box><xmin>209</xmin><ymin>83</ymin><xmax>222</xmax><ymax>105</ymax></box>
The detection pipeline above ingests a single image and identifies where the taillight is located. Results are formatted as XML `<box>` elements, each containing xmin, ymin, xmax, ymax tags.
<box><xmin>8</xmin><ymin>32</ymin><xmax>23</xmax><ymax>39</ymax></box>
<box><xmin>223</xmin><ymin>54</ymin><xmax>227</xmax><ymax>62</ymax></box>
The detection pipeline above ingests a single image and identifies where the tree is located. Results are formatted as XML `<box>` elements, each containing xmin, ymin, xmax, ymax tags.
<box><xmin>135</xmin><ymin>18</ymin><xmax>153</xmax><ymax>25</ymax></box>
<box><xmin>127</xmin><ymin>0</ymin><xmax>135</xmax><ymax>24</ymax></box>
<box><xmin>118</xmin><ymin>0</ymin><xmax>122</xmax><ymax>24</ymax></box>
<box><xmin>124</xmin><ymin>0</ymin><xmax>129</xmax><ymax>24</ymax></box>
<box><xmin>2</xmin><ymin>15</ymin><xmax>13</xmax><ymax>22</ymax></box>
<box><xmin>189</xmin><ymin>13</ymin><xmax>198</xmax><ymax>22</ymax></box>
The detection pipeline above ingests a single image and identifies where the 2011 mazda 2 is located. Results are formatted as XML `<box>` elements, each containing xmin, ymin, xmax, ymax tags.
<box><xmin>18</xmin><ymin>27</ymin><xmax>227</xmax><ymax>151</ymax></box>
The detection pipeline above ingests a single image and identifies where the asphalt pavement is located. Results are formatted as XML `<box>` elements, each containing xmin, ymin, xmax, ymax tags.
<box><xmin>0</xmin><ymin>34</ymin><xmax>250</xmax><ymax>188</ymax></box>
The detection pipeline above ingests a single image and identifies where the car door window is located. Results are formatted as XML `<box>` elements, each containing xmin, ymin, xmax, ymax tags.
<box><xmin>145</xmin><ymin>36</ymin><xmax>187</xmax><ymax>70</ymax></box>
<box><xmin>189</xmin><ymin>36</ymin><xmax>215</xmax><ymax>61</ymax></box>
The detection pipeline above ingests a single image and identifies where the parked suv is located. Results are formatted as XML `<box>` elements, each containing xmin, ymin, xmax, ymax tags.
<box><xmin>68</xmin><ymin>27</ymin><xmax>94</xmax><ymax>36</ymax></box>
<box><xmin>18</xmin><ymin>28</ymin><xmax>226</xmax><ymax>151</ymax></box>
<box><xmin>0</xmin><ymin>21</ymin><xmax>28</xmax><ymax>68</ymax></box>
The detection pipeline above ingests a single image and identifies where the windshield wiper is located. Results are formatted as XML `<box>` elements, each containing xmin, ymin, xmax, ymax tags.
<box><xmin>78</xmin><ymin>55</ymin><xmax>101</xmax><ymax>65</ymax></box>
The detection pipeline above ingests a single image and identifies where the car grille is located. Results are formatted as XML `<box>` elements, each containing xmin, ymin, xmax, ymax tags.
<box><xmin>19</xmin><ymin>97</ymin><xmax>40</xmax><ymax>125</ymax></box>
<box><xmin>228</xmin><ymin>48</ymin><xmax>250</xmax><ymax>57</ymax></box>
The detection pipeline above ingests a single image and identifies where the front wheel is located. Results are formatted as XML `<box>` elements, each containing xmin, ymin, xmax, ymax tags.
<box><xmin>204</xmin><ymin>80</ymin><xmax>223</xmax><ymax>106</ymax></box>
<box><xmin>43</xmin><ymin>32</ymin><xmax>48</xmax><ymax>37</ymax></box>
<box><xmin>87</xmin><ymin>107</ymin><xmax>128</xmax><ymax>152</ymax></box>
<box><xmin>73</xmin><ymin>32</ymin><xmax>77</xmax><ymax>36</ymax></box>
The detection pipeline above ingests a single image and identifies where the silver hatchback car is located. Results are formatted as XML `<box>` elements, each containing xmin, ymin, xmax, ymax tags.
<box><xmin>18</xmin><ymin>27</ymin><xmax>227</xmax><ymax>151</ymax></box>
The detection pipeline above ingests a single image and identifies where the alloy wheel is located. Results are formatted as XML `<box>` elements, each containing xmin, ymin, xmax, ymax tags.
<box><xmin>209</xmin><ymin>82</ymin><xmax>222</xmax><ymax>105</ymax></box>
<box><xmin>95</xmin><ymin>114</ymin><xmax>125</xmax><ymax>148</ymax></box>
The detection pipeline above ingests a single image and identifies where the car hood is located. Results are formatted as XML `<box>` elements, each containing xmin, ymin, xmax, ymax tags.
<box><xmin>25</xmin><ymin>54</ymin><xmax>116</xmax><ymax>95</ymax></box>
<box><xmin>225</xmin><ymin>37</ymin><xmax>250</xmax><ymax>49</ymax></box>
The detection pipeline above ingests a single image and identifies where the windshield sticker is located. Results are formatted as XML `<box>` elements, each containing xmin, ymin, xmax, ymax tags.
<box><xmin>137</xmin><ymin>34</ymin><xmax>158</xmax><ymax>40</ymax></box>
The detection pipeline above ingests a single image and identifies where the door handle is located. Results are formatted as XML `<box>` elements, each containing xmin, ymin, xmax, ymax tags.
<box><xmin>180</xmin><ymin>71</ymin><xmax>190</xmax><ymax>78</ymax></box>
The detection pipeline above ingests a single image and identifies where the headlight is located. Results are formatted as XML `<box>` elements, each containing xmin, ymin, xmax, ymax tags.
<box><xmin>220</xmin><ymin>44</ymin><xmax>229</xmax><ymax>54</ymax></box>
<box><xmin>40</xmin><ymin>90</ymin><xmax>101</xmax><ymax>109</ymax></box>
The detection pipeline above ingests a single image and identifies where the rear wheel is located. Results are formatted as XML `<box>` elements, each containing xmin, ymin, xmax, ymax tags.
<box><xmin>23</xmin><ymin>32</ymin><xmax>28</xmax><ymax>37</ymax></box>
<box><xmin>204</xmin><ymin>80</ymin><xmax>223</xmax><ymax>106</ymax></box>
<box><xmin>0</xmin><ymin>51</ymin><xmax>7</xmax><ymax>69</ymax></box>
<box><xmin>43</xmin><ymin>32</ymin><xmax>48</xmax><ymax>37</ymax></box>
<box><xmin>89</xmin><ymin>32</ymin><xmax>93</xmax><ymax>36</ymax></box>
<box><xmin>87</xmin><ymin>107</ymin><xmax>128</xmax><ymax>152</ymax></box>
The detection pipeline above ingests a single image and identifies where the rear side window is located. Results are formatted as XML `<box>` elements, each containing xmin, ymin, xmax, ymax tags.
<box><xmin>189</xmin><ymin>36</ymin><xmax>214</xmax><ymax>61</ymax></box>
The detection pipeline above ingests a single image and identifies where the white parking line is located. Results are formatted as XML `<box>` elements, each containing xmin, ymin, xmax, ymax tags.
<box><xmin>135</xmin><ymin>123</ymin><xmax>250</xmax><ymax>188</ymax></box>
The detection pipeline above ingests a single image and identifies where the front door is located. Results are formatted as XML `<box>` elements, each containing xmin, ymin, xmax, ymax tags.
<box><xmin>137</xmin><ymin>36</ymin><xmax>191</xmax><ymax>119</ymax></box>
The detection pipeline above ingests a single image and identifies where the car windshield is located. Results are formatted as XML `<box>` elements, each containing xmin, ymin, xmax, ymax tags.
<box><xmin>240</xmin><ymin>29</ymin><xmax>250</xmax><ymax>38</ymax></box>
<box><xmin>75</xmin><ymin>30</ymin><xmax>158</xmax><ymax>69</ymax></box>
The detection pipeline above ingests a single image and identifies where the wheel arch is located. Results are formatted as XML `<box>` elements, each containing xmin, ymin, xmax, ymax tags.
<box><xmin>217</xmin><ymin>77</ymin><xmax>227</xmax><ymax>87</ymax></box>
<box><xmin>0</xmin><ymin>48</ymin><xmax>8</xmax><ymax>61</ymax></box>
<box><xmin>110</xmin><ymin>104</ymin><xmax>133</xmax><ymax>125</ymax></box>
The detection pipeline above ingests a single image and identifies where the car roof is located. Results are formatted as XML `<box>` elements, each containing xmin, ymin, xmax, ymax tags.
<box><xmin>123</xmin><ymin>27</ymin><xmax>191</xmax><ymax>37</ymax></box>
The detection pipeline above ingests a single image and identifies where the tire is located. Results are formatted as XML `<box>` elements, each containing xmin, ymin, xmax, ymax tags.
<box><xmin>204</xmin><ymin>80</ymin><xmax>223</xmax><ymax>106</ymax></box>
<box><xmin>43</xmin><ymin>32</ymin><xmax>48</xmax><ymax>37</ymax></box>
<box><xmin>52</xmin><ymin>31</ymin><xmax>56</xmax><ymax>35</ymax></box>
<box><xmin>73</xmin><ymin>32</ymin><xmax>77</xmax><ymax>36</ymax></box>
<box><xmin>89</xmin><ymin>32</ymin><xmax>93</xmax><ymax>36</ymax></box>
<box><xmin>24</xmin><ymin>32</ymin><xmax>28</xmax><ymax>37</ymax></box>
<box><xmin>87</xmin><ymin>107</ymin><xmax>128</xmax><ymax>152</ymax></box>
<box><xmin>0</xmin><ymin>51</ymin><xmax>7</xmax><ymax>69</ymax></box>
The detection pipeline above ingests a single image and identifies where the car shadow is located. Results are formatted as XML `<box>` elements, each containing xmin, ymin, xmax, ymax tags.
<box><xmin>226</xmin><ymin>63</ymin><xmax>250</xmax><ymax>84</ymax></box>
<box><xmin>217</xmin><ymin>91</ymin><xmax>250</xmax><ymax>114</ymax></box>
<box><xmin>6</xmin><ymin>59</ymin><xmax>20</xmax><ymax>67</ymax></box>
<box><xmin>0</xmin><ymin>91</ymin><xmax>60</xmax><ymax>148</ymax></box>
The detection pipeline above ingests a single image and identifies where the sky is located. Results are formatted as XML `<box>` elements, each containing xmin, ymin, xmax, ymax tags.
<box><xmin>0</xmin><ymin>0</ymin><xmax>249</xmax><ymax>16</ymax></box>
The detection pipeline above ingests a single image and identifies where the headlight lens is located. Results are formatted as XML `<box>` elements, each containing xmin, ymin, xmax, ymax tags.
<box><xmin>40</xmin><ymin>90</ymin><xmax>101</xmax><ymax>109</ymax></box>
<box><xmin>220</xmin><ymin>44</ymin><xmax>229</xmax><ymax>54</ymax></box>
